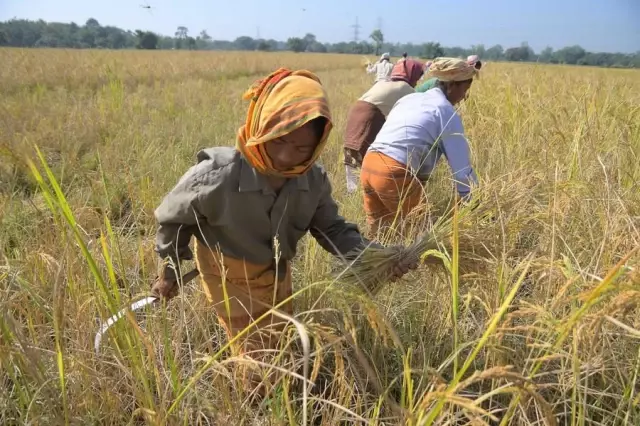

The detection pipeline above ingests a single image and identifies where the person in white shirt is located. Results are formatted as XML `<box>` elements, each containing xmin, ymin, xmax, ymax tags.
<box><xmin>366</xmin><ymin>53</ymin><xmax>394</xmax><ymax>83</ymax></box>
<box><xmin>344</xmin><ymin>58</ymin><xmax>426</xmax><ymax>193</ymax></box>
<box><xmin>359</xmin><ymin>57</ymin><xmax>480</xmax><ymax>235</ymax></box>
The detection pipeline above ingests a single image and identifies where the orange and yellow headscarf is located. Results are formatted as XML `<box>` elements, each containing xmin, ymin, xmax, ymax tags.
<box><xmin>236</xmin><ymin>68</ymin><xmax>333</xmax><ymax>177</ymax></box>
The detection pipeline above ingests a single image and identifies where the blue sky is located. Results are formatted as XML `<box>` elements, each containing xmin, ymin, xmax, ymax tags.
<box><xmin>1</xmin><ymin>0</ymin><xmax>639</xmax><ymax>53</ymax></box>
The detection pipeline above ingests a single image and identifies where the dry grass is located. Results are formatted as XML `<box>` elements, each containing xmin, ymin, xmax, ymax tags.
<box><xmin>1</xmin><ymin>47</ymin><xmax>640</xmax><ymax>425</ymax></box>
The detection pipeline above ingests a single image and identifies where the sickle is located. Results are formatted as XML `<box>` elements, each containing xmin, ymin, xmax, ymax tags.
<box><xmin>94</xmin><ymin>268</ymin><xmax>200</xmax><ymax>354</ymax></box>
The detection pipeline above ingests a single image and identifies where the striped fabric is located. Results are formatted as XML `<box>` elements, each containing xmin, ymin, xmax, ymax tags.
<box><xmin>236</xmin><ymin>67</ymin><xmax>333</xmax><ymax>177</ymax></box>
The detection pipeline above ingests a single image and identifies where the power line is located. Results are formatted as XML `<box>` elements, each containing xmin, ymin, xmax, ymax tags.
<box><xmin>351</xmin><ymin>16</ymin><xmax>361</xmax><ymax>42</ymax></box>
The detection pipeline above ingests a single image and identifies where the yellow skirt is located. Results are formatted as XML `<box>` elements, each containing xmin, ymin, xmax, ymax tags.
<box><xmin>194</xmin><ymin>240</ymin><xmax>292</xmax><ymax>345</ymax></box>
<box><xmin>195</xmin><ymin>240</ymin><xmax>294</xmax><ymax>396</ymax></box>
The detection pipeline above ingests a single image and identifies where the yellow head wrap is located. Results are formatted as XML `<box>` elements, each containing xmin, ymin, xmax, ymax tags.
<box><xmin>426</xmin><ymin>57</ymin><xmax>479</xmax><ymax>82</ymax></box>
<box><xmin>236</xmin><ymin>68</ymin><xmax>333</xmax><ymax>177</ymax></box>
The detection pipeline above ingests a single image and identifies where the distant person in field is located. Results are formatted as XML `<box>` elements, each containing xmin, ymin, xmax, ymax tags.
<box><xmin>366</xmin><ymin>52</ymin><xmax>394</xmax><ymax>83</ymax></box>
<box><xmin>360</xmin><ymin>58</ymin><xmax>480</xmax><ymax>235</ymax></box>
<box><xmin>397</xmin><ymin>52</ymin><xmax>408</xmax><ymax>63</ymax></box>
<box><xmin>416</xmin><ymin>55</ymin><xmax>482</xmax><ymax>93</ymax></box>
<box><xmin>151</xmin><ymin>68</ymin><xmax>416</xmax><ymax>396</ymax></box>
<box><xmin>343</xmin><ymin>58</ymin><xmax>425</xmax><ymax>193</ymax></box>
<box><xmin>467</xmin><ymin>54</ymin><xmax>482</xmax><ymax>68</ymax></box>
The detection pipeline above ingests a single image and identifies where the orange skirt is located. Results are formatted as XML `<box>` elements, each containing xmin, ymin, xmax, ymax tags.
<box><xmin>360</xmin><ymin>151</ymin><xmax>424</xmax><ymax>236</ymax></box>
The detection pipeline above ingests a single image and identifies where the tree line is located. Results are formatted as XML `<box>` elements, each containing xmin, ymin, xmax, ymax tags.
<box><xmin>1</xmin><ymin>18</ymin><xmax>639</xmax><ymax>69</ymax></box>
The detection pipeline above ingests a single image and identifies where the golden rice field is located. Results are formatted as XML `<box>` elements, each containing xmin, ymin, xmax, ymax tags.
<box><xmin>1</xmin><ymin>48</ymin><xmax>640</xmax><ymax>425</ymax></box>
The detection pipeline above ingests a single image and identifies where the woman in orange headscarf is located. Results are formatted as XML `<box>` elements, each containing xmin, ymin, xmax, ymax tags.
<box><xmin>343</xmin><ymin>58</ymin><xmax>425</xmax><ymax>193</ymax></box>
<box><xmin>151</xmin><ymin>68</ymin><xmax>417</xmax><ymax>396</ymax></box>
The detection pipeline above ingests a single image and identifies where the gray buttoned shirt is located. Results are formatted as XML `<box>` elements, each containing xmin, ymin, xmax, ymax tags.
<box><xmin>154</xmin><ymin>147</ymin><xmax>374</xmax><ymax>275</ymax></box>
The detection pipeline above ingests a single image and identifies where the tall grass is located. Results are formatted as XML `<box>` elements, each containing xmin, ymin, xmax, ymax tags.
<box><xmin>1</xmin><ymin>48</ymin><xmax>639</xmax><ymax>425</ymax></box>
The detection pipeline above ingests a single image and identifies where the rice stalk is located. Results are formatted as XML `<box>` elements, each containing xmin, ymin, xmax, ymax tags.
<box><xmin>334</xmin><ymin>178</ymin><xmax>530</xmax><ymax>295</ymax></box>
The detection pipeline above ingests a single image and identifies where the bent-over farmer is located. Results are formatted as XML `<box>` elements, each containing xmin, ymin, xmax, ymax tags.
<box><xmin>151</xmin><ymin>68</ymin><xmax>417</xmax><ymax>396</ymax></box>
<box><xmin>416</xmin><ymin>55</ymin><xmax>482</xmax><ymax>93</ymax></box>
<box><xmin>366</xmin><ymin>52</ymin><xmax>394</xmax><ymax>83</ymax></box>
<box><xmin>344</xmin><ymin>58</ymin><xmax>425</xmax><ymax>193</ymax></box>
<box><xmin>360</xmin><ymin>58</ymin><xmax>480</xmax><ymax>236</ymax></box>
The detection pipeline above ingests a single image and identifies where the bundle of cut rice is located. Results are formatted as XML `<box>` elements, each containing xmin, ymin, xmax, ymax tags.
<box><xmin>335</xmin><ymin>176</ymin><xmax>541</xmax><ymax>295</ymax></box>
<box><xmin>336</xmin><ymin>220</ymin><xmax>454</xmax><ymax>295</ymax></box>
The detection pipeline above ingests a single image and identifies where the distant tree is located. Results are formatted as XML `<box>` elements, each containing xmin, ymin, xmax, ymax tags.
<box><xmin>234</xmin><ymin>36</ymin><xmax>256</xmax><ymax>50</ymax></box>
<box><xmin>504</xmin><ymin>43</ymin><xmax>533</xmax><ymax>62</ymax></box>
<box><xmin>328</xmin><ymin>42</ymin><xmax>349</xmax><ymax>53</ymax></box>
<box><xmin>538</xmin><ymin>46</ymin><xmax>554</xmax><ymax>63</ymax></box>
<box><xmin>443</xmin><ymin>46</ymin><xmax>468</xmax><ymax>58</ymax></box>
<box><xmin>85</xmin><ymin>18</ymin><xmax>100</xmax><ymax>29</ymax></box>
<box><xmin>554</xmin><ymin>45</ymin><xmax>586</xmax><ymax>64</ymax></box>
<box><xmin>195</xmin><ymin>30</ymin><xmax>212</xmax><ymax>49</ymax></box>
<box><xmin>199</xmin><ymin>30</ymin><xmax>211</xmax><ymax>42</ymax></box>
<box><xmin>370</xmin><ymin>29</ymin><xmax>384</xmax><ymax>55</ymax></box>
<box><xmin>361</xmin><ymin>42</ymin><xmax>374</xmax><ymax>54</ymax></box>
<box><xmin>35</xmin><ymin>34</ymin><xmax>58</xmax><ymax>47</ymax></box>
<box><xmin>579</xmin><ymin>52</ymin><xmax>610</xmax><ymax>67</ymax></box>
<box><xmin>78</xmin><ymin>32</ymin><xmax>93</xmax><ymax>47</ymax></box>
<box><xmin>0</xmin><ymin>17</ymin><xmax>637</xmax><ymax>69</ymax></box>
<box><xmin>173</xmin><ymin>26</ymin><xmax>188</xmax><ymax>49</ymax></box>
<box><xmin>381</xmin><ymin>42</ymin><xmax>399</xmax><ymax>56</ymax></box>
<box><xmin>350</xmin><ymin>42</ymin><xmax>363</xmax><ymax>54</ymax></box>
<box><xmin>470</xmin><ymin>44</ymin><xmax>486</xmax><ymax>58</ymax></box>
<box><xmin>302</xmin><ymin>33</ymin><xmax>316</xmax><ymax>50</ymax></box>
<box><xmin>107</xmin><ymin>30</ymin><xmax>128</xmax><ymax>49</ymax></box>
<box><xmin>264</xmin><ymin>39</ymin><xmax>281</xmax><ymax>51</ymax></box>
<box><xmin>257</xmin><ymin>40</ymin><xmax>271</xmax><ymax>51</ymax></box>
<box><xmin>504</xmin><ymin>47</ymin><xmax>523</xmax><ymax>61</ymax></box>
<box><xmin>521</xmin><ymin>42</ymin><xmax>535</xmax><ymax>60</ymax></box>
<box><xmin>346</xmin><ymin>41</ymin><xmax>373</xmax><ymax>55</ymax></box>
<box><xmin>422</xmin><ymin>41</ymin><xmax>444</xmax><ymax>59</ymax></box>
<box><xmin>135</xmin><ymin>30</ymin><xmax>158</xmax><ymax>49</ymax></box>
<box><xmin>175</xmin><ymin>26</ymin><xmax>188</xmax><ymax>40</ymax></box>
<box><xmin>400</xmin><ymin>42</ymin><xmax>421</xmax><ymax>57</ymax></box>
<box><xmin>308</xmin><ymin>42</ymin><xmax>327</xmax><ymax>53</ymax></box>
<box><xmin>485</xmin><ymin>44</ymin><xmax>504</xmax><ymax>60</ymax></box>
<box><xmin>158</xmin><ymin>36</ymin><xmax>174</xmax><ymax>49</ymax></box>
<box><xmin>287</xmin><ymin>37</ymin><xmax>306</xmax><ymax>53</ymax></box>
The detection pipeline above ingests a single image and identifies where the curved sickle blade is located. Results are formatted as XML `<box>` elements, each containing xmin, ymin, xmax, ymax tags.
<box><xmin>94</xmin><ymin>296</ymin><xmax>158</xmax><ymax>354</ymax></box>
<box><xmin>94</xmin><ymin>268</ymin><xmax>200</xmax><ymax>354</ymax></box>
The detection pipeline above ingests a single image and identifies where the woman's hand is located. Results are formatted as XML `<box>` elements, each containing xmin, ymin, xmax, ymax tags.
<box><xmin>151</xmin><ymin>277</ymin><xmax>179</xmax><ymax>300</ymax></box>
<box><xmin>389</xmin><ymin>256</ymin><xmax>419</xmax><ymax>281</ymax></box>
